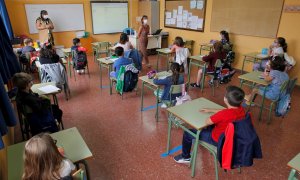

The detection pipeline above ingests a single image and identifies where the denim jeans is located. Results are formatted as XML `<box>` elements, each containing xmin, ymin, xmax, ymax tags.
<box><xmin>182</xmin><ymin>126</ymin><xmax>218</xmax><ymax>158</ymax></box>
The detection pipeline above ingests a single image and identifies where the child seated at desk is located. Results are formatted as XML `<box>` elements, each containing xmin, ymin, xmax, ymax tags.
<box><xmin>71</xmin><ymin>38</ymin><xmax>88</xmax><ymax>74</ymax></box>
<box><xmin>12</xmin><ymin>72</ymin><xmax>62</xmax><ymax>135</ymax></box>
<box><xmin>110</xmin><ymin>46</ymin><xmax>132</xmax><ymax>78</ymax></box>
<box><xmin>153</xmin><ymin>62</ymin><xmax>184</xmax><ymax>108</ymax></box>
<box><xmin>17</xmin><ymin>38</ymin><xmax>36</xmax><ymax>54</ymax></box>
<box><xmin>39</xmin><ymin>43</ymin><xmax>62</xmax><ymax>65</ymax></box>
<box><xmin>190</xmin><ymin>41</ymin><xmax>226</xmax><ymax>88</ymax></box>
<box><xmin>253</xmin><ymin>37</ymin><xmax>287</xmax><ymax>71</ymax></box>
<box><xmin>23</xmin><ymin>133</ymin><xmax>75</xmax><ymax>180</ymax></box>
<box><xmin>210</xmin><ymin>30</ymin><xmax>232</xmax><ymax>52</ymax></box>
<box><xmin>245</xmin><ymin>56</ymin><xmax>289</xmax><ymax>104</ymax></box>
<box><xmin>111</xmin><ymin>33</ymin><xmax>133</xmax><ymax>51</ymax></box>
<box><xmin>174</xmin><ymin>86</ymin><xmax>246</xmax><ymax>163</ymax></box>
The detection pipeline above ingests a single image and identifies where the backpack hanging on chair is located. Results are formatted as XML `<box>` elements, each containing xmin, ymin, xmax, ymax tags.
<box><xmin>73</xmin><ymin>49</ymin><xmax>87</xmax><ymax>70</ymax></box>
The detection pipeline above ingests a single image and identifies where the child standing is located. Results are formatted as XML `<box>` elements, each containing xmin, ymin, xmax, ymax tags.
<box><xmin>190</xmin><ymin>41</ymin><xmax>226</xmax><ymax>88</ymax></box>
<box><xmin>245</xmin><ymin>56</ymin><xmax>289</xmax><ymax>104</ymax></box>
<box><xmin>253</xmin><ymin>37</ymin><xmax>287</xmax><ymax>71</ymax></box>
<box><xmin>22</xmin><ymin>133</ymin><xmax>75</xmax><ymax>180</ymax></box>
<box><xmin>174</xmin><ymin>86</ymin><xmax>246</xmax><ymax>163</ymax></box>
<box><xmin>170</xmin><ymin>36</ymin><xmax>189</xmax><ymax>73</ymax></box>
<box><xmin>110</xmin><ymin>46</ymin><xmax>132</xmax><ymax>78</ymax></box>
<box><xmin>71</xmin><ymin>38</ymin><xmax>88</xmax><ymax>74</ymax></box>
<box><xmin>153</xmin><ymin>62</ymin><xmax>184</xmax><ymax>108</ymax></box>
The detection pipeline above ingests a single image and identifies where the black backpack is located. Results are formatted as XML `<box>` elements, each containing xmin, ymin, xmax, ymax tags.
<box><xmin>123</xmin><ymin>71</ymin><xmax>138</xmax><ymax>92</ymax></box>
<box><xmin>73</xmin><ymin>50</ymin><xmax>87</xmax><ymax>70</ymax></box>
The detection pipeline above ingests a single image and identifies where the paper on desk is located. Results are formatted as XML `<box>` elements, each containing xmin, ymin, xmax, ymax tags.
<box><xmin>158</xmin><ymin>76</ymin><xmax>167</xmax><ymax>79</ymax></box>
<box><xmin>38</xmin><ymin>85</ymin><xmax>60</xmax><ymax>94</ymax></box>
<box><xmin>110</xmin><ymin>58</ymin><xmax>118</xmax><ymax>62</ymax></box>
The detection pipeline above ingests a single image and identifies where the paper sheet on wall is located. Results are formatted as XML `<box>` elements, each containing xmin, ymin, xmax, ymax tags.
<box><xmin>183</xmin><ymin>10</ymin><xmax>188</xmax><ymax>21</ymax></box>
<box><xmin>177</xmin><ymin>15</ymin><xmax>183</xmax><ymax>22</ymax></box>
<box><xmin>165</xmin><ymin>12</ymin><xmax>172</xmax><ymax>19</ymax></box>
<box><xmin>197</xmin><ymin>18</ymin><xmax>204</xmax><ymax>29</ymax></box>
<box><xmin>178</xmin><ymin>6</ymin><xmax>183</xmax><ymax>15</ymax></box>
<box><xmin>192</xmin><ymin>16</ymin><xmax>198</xmax><ymax>22</ymax></box>
<box><xmin>170</xmin><ymin>18</ymin><xmax>176</xmax><ymax>25</ymax></box>
<box><xmin>196</xmin><ymin>0</ymin><xmax>204</xmax><ymax>10</ymax></box>
<box><xmin>187</xmin><ymin>21</ymin><xmax>192</xmax><ymax>29</ymax></box>
<box><xmin>188</xmin><ymin>13</ymin><xmax>193</xmax><ymax>21</ymax></box>
<box><xmin>177</xmin><ymin>21</ymin><xmax>183</xmax><ymax>28</ymax></box>
<box><xmin>182</xmin><ymin>21</ymin><xmax>187</xmax><ymax>28</ymax></box>
<box><xmin>165</xmin><ymin>18</ymin><xmax>171</xmax><ymax>25</ymax></box>
<box><xmin>173</xmin><ymin>10</ymin><xmax>177</xmax><ymax>18</ymax></box>
<box><xmin>190</xmin><ymin>0</ymin><xmax>197</xmax><ymax>9</ymax></box>
<box><xmin>191</xmin><ymin>22</ymin><xmax>198</xmax><ymax>30</ymax></box>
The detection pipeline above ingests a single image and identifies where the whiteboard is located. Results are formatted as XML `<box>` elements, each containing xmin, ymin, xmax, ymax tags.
<box><xmin>91</xmin><ymin>2</ymin><xmax>128</xmax><ymax>34</ymax></box>
<box><xmin>25</xmin><ymin>4</ymin><xmax>85</xmax><ymax>34</ymax></box>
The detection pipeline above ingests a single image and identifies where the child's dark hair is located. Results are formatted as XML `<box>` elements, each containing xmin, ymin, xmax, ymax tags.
<box><xmin>120</xmin><ymin>33</ymin><xmax>129</xmax><ymax>44</ymax></box>
<box><xmin>213</xmin><ymin>41</ymin><xmax>223</xmax><ymax>53</ymax></box>
<box><xmin>220</xmin><ymin>30</ymin><xmax>230</xmax><ymax>43</ymax></box>
<box><xmin>40</xmin><ymin>43</ymin><xmax>55</xmax><ymax>59</ymax></box>
<box><xmin>277</xmin><ymin>37</ymin><xmax>287</xmax><ymax>53</ymax></box>
<box><xmin>170</xmin><ymin>62</ymin><xmax>180</xmax><ymax>85</ymax></box>
<box><xmin>24</xmin><ymin>38</ymin><xmax>33</xmax><ymax>46</ymax></box>
<box><xmin>174</xmin><ymin>36</ymin><xmax>184</xmax><ymax>47</ymax></box>
<box><xmin>115</xmin><ymin>46</ymin><xmax>124</xmax><ymax>56</ymax></box>
<box><xmin>225</xmin><ymin>86</ymin><xmax>245</xmax><ymax>107</ymax></box>
<box><xmin>12</xmin><ymin>72</ymin><xmax>32</xmax><ymax>90</ymax></box>
<box><xmin>270</xmin><ymin>56</ymin><xmax>286</xmax><ymax>72</ymax></box>
<box><xmin>73</xmin><ymin>38</ymin><xmax>80</xmax><ymax>46</ymax></box>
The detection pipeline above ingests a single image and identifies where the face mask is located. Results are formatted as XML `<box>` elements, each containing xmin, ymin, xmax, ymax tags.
<box><xmin>143</xmin><ymin>19</ymin><xmax>148</xmax><ymax>24</ymax></box>
<box><xmin>43</xmin><ymin>15</ymin><xmax>49</xmax><ymax>19</ymax></box>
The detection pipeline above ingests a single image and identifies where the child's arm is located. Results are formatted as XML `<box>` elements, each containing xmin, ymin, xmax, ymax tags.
<box><xmin>153</xmin><ymin>76</ymin><xmax>169</xmax><ymax>85</ymax></box>
<box><xmin>205</xmin><ymin>118</ymin><xmax>214</xmax><ymax>126</ymax></box>
<box><xmin>170</xmin><ymin>45</ymin><xmax>176</xmax><ymax>53</ymax></box>
<box><xmin>199</xmin><ymin>108</ymin><xmax>222</xmax><ymax>113</ymax></box>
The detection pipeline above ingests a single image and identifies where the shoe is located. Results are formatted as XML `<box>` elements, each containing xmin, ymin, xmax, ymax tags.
<box><xmin>174</xmin><ymin>154</ymin><xmax>191</xmax><ymax>164</ymax></box>
<box><xmin>190</xmin><ymin>83</ymin><xmax>200</xmax><ymax>88</ymax></box>
<box><xmin>76</xmin><ymin>70</ymin><xmax>80</xmax><ymax>74</ymax></box>
<box><xmin>80</xmin><ymin>69</ymin><xmax>85</xmax><ymax>73</ymax></box>
<box><xmin>161</xmin><ymin>103</ymin><xmax>167</xmax><ymax>108</ymax></box>
<box><xmin>208</xmin><ymin>80</ymin><xmax>214</xmax><ymax>86</ymax></box>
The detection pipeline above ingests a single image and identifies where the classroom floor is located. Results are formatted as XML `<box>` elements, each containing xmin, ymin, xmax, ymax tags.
<box><xmin>15</xmin><ymin>55</ymin><xmax>300</xmax><ymax>180</ymax></box>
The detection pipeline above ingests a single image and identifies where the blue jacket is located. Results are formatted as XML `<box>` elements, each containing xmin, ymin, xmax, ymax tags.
<box><xmin>113</xmin><ymin>57</ymin><xmax>132</xmax><ymax>76</ymax></box>
<box><xmin>153</xmin><ymin>75</ymin><xmax>184</xmax><ymax>101</ymax></box>
<box><xmin>217</xmin><ymin>113</ymin><xmax>263</xmax><ymax>169</ymax></box>
<box><xmin>124</xmin><ymin>49</ymin><xmax>142</xmax><ymax>70</ymax></box>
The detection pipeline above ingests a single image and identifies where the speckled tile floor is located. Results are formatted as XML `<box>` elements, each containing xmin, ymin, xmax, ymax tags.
<box><xmin>15</xmin><ymin>55</ymin><xmax>300</xmax><ymax>180</ymax></box>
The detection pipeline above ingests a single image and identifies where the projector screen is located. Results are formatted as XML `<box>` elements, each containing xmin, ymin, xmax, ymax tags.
<box><xmin>91</xmin><ymin>2</ymin><xmax>128</xmax><ymax>34</ymax></box>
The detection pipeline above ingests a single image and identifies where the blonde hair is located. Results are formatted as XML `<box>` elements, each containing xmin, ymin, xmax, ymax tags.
<box><xmin>22</xmin><ymin>133</ymin><xmax>64</xmax><ymax>180</ymax></box>
<box><xmin>24</xmin><ymin>38</ymin><xmax>33</xmax><ymax>46</ymax></box>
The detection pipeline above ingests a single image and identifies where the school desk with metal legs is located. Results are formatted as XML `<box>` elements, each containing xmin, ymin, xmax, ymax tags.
<box><xmin>166</xmin><ymin>98</ymin><xmax>224</xmax><ymax>177</ymax></box>
<box><xmin>241</xmin><ymin>52</ymin><xmax>268</xmax><ymax>74</ymax></box>
<box><xmin>199</xmin><ymin>43</ymin><xmax>213</xmax><ymax>55</ymax></box>
<box><xmin>97</xmin><ymin>57</ymin><xmax>114</xmax><ymax>91</ymax></box>
<box><xmin>288</xmin><ymin>153</ymin><xmax>300</xmax><ymax>180</ymax></box>
<box><xmin>156</xmin><ymin>48</ymin><xmax>172</xmax><ymax>71</ymax></box>
<box><xmin>7</xmin><ymin>127</ymin><xmax>93</xmax><ymax>180</ymax></box>
<box><xmin>62</xmin><ymin>48</ymin><xmax>72</xmax><ymax>77</ymax></box>
<box><xmin>139</xmin><ymin>71</ymin><xmax>171</xmax><ymax>121</ymax></box>
<box><xmin>187</xmin><ymin>55</ymin><xmax>206</xmax><ymax>92</ymax></box>
<box><xmin>238</xmin><ymin>71</ymin><xmax>270</xmax><ymax>121</ymax></box>
<box><xmin>31</xmin><ymin>82</ymin><xmax>61</xmax><ymax>106</ymax></box>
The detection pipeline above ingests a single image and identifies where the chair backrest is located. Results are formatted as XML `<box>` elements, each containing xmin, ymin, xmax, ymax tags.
<box><xmin>72</xmin><ymin>168</ymin><xmax>86</xmax><ymax>180</ymax></box>
<box><xmin>214</xmin><ymin>59</ymin><xmax>223</xmax><ymax>68</ymax></box>
<box><xmin>280</xmin><ymin>80</ymin><xmax>289</xmax><ymax>93</ymax></box>
<box><xmin>169</xmin><ymin>84</ymin><xmax>182</xmax><ymax>95</ymax></box>
<box><xmin>184</xmin><ymin>40</ymin><xmax>194</xmax><ymax>55</ymax></box>
<box><xmin>40</xmin><ymin>63</ymin><xmax>68</xmax><ymax>87</ymax></box>
<box><xmin>287</xmin><ymin>77</ymin><xmax>298</xmax><ymax>95</ymax></box>
<box><xmin>98</xmin><ymin>42</ymin><xmax>110</xmax><ymax>50</ymax></box>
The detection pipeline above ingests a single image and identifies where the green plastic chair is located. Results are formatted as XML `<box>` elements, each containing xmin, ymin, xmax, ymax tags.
<box><xmin>206</xmin><ymin>59</ymin><xmax>223</xmax><ymax>96</ymax></box>
<box><xmin>167</xmin><ymin>84</ymin><xmax>183</xmax><ymax>107</ymax></box>
<box><xmin>288</xmin><ymin>169</ymin><xmax>299</xmax><ymax>180</ymax></box>
<box><xmin>98</xmin><ymin>42</ymin><xmax>111</xmax><ymax>57</ymax></box>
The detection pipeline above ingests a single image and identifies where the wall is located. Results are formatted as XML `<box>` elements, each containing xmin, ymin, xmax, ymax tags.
<box><xmin>159</xmin><ymin>0</ymin><xmax>300</xmax><ymax>81</ymax></box>
<box><xmin>5</xmin><ymin>0</ymin><xmax>139</xmax><ymax>48</ymax></box>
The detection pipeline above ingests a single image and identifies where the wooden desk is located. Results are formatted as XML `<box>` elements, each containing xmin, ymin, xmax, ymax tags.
<box><xmin>129</xmin><ymin>35</ymin><xmax>162</xmax><ymax>50</ymax></box>
<box><xmin>7</xmin><ymin>127</ymin><xmax>93</xmax><ymax>180</ymax></box>
<box><xmin>199</xmin><ymin>43</ymin><xmax>213</xmax><ymax>55</ymax></box>
<box><xmin>238</xmin><ymin>71</ymin><xmax>270</xmax><ymax>121</ymax></box>
<box><xmin>96</xmin><ymin>57</ymin><xmax>114</xmax><ymax>92</ymax></box>
<box><xmin>187</xmin><ymin>55</ymin><xmax>206</xmax><ymax>92</ymax></box>
<box><xmin>241</xmin><ymin>52</ymin><xmax>268</xmax><ymax>74</ymax></box>
<box><xmin>139</xmin><ymin>71</ymin><xmax>171</xmax><ymax>121</ymax></box>
<box><xmin>166</xmin><ymin>98</ymin><xmax>223</xmax><ymax>177</ymax></box>
<box><xmin>31</xmin><ymin>82</ymin><xmax>60</xmax><ymax>105</ymax></box>
<box><xmin>156</xmin><ymin>48</ymin><xmax>172</xmax><ymax>71</ymax></box>
<box><xmin>288</xmin><ymin>153</ymin><xmax>300</xmax><ymax>180</ymax></box>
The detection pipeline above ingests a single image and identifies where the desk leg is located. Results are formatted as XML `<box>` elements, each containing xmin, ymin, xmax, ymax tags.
<box><xmin>166</xmin><ymin>113</ymin><xmax>173</xmax><ymax>153</ymax></box>
<box><xmin>99</xmin><ymin>62</ymin><xmax>102</xmax><ymax>89</ymax></box>
<box><xmin>239</xmin><ymin>79</ymin><xmax>244</xmax><ymax>88</ymax></box>
<box><xmin>141</xmin><ymin>82</ymin><xmax>145</xmax><ymax>111</ymax></box>
<box><xmin>109</xmin><ymin>65</ymin><xmax>112</xmax><ymax>95</ymax></box>
<box><xmin>166</xmin><ymin>54</ymin><xmax>169</xmax><ymax>71</ymax></box>
<box><xmin>68</xmin><ymin>54</ymin><xmax>72</xmax><ymax>78</ymax></box>
<box><xmin>191</xmin><ymin>130</ymin><xmax>201</xmax><ymax>177</ymax></box>
<box><xmin>157</xmin><ymin>53</ymin><xmax>160</xmax><ymax>71</ymax></box>
<box><xmin>201</xmin><ymin>66</ymin><xmax>206</xmax><ymax>92</ymax></box>
<box><xmin>53</xmin><ymin>94</ymin><xmax>58</xmax><ymax>106</ymax></box>
<box><xmin>241</xmin><ymin>56</ymin><xmax>247</xmax><ymax>74</ymax></box>
<box><xmin>288</xmin><ymin>169</ymin><xmax>297</xmax><ymax>180</ymax></box>
<box><xmin>258</xmin><ymin>87</ymin><xmax>267</xmax><ymax>121</ymax></box>
<box><xmin>76</xmin><ymin>160</ymin><xmax>91</xmax><ymax>180</ymax></box>
<box><xmin>155</xmin><ymin>88</ymin><xmax>159</xmax><ymax>121</ymax></box>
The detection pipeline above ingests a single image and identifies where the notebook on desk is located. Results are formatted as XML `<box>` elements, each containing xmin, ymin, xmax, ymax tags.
<box><xmin>152</xmin><ymin>29</ymin><xmax>162</xmax><ymax>35</ymax></box>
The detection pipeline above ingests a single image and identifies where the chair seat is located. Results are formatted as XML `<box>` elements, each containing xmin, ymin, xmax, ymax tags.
<box><xmin>199</xmin><ymin>140</ymin><xmax>217</xmax><ymax>154</ymax></box>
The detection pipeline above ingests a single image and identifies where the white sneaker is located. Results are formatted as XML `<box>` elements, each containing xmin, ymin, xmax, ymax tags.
<box><xmin>76</xmin><ymin>70</ymin><xmax>80</xmax><ymax>73</ymax></box>
<box><xmin>161</xmin><ymin>103</ymin><xmax>167</xmax><ymax>108</ymax></box>
<box><xmin>80</xmin><ymin>69</ymin><xmax>85</xmax><ymax>73</ymax></box>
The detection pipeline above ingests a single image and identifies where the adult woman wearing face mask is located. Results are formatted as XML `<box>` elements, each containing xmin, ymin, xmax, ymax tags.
<box><xmin>35</xmin><ymin>10</ymin><xmax>55</xmax><ymax>45</ymax></box>
<box><xmin>138</xmin><ymin>15</ymin><xmax>150</xmax><ymax>68</ymax></box>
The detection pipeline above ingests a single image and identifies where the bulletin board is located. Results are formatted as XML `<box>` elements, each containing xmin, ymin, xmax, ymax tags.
<box><xmin>164</xmin><ymin>0</ymin><xmax>207</xmax><ymax>32</ymax></box>
<box><xmin>211</xmin><ymin>0</ymin><xmax>284</xmax><ymax>38</ymax></box>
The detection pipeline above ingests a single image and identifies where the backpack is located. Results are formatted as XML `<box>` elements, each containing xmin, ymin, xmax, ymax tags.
<box><xmin>73</xmin><ymin>50</ymin><xmax>87</xmax><ymax>70</ymax></box>
<box><xmin>123</xmin><ymin>71</ymin><xmax>138</xmax><ymax>92</ymax></box>
<box><xmin>275</xmin><ymin>93</ymin><xmax>291</xmax><ymax>117</ymax></box>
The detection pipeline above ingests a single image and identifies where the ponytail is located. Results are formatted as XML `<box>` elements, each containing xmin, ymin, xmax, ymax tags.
<box><xmin>170</xmin><ymin>62</ymin><xmax>180</xmax><ymax>85</ymax></box>
<box><xmin>277</xmin><ymin>37</ymin><xmax>288</xmax><ymax>52</ymax></box>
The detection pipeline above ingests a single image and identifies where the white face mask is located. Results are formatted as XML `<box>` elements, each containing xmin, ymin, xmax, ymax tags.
<box><xmin>43</xmin><ymin>15</ymin><xmax>49</xmax><ymax>19</ymax></box>
<box><xmin>143</xmin><ymin>19</ymin><xmax>148</xmax><ymax>24</ymax></box>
